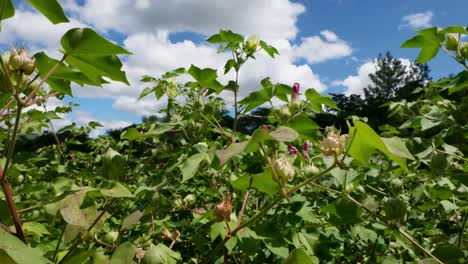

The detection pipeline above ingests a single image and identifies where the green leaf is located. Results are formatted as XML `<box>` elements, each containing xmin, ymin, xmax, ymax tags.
<box><xmin>110</xmin><ymin>242</ymin><xmax>136</xmax><ymax>264</ymax></box>
<box><xmin>285</xmin><ymin>114</ymin><xmax>320</xmax><ymax>135</ymax></box>
<box><xmin>441</xmin><ymin>26</ymin><xmax>468</xmax><ymax>34</ymax></box>
<box><xmin>216</xmin><ymin>142</ymin><xmax>248</xmax><ymax>166</ymax></box>
<box><xmin>224</xmin><ymin>59</ymin><xmax>236</xmax><ymax>74</ymax></box>
<box><xmin>34</xmin><ymin>52</ymin><xmax>104</xmax><ymax>86</ymax></box>
<box><xmin>231</xmin><ymin>170</ymin><xmax>279</xmax><ymax>197</ymax></box>
<box><xmin>238</xmin><ymin>89</ymin><xmax>272</xmax><ymax>113</ymax></box>
<box><xmin>26</xmin><ymin>0</ymin><xmax>69</xmax><ymax>24</ymax></box>
<box><xmin>101</xmin><ymin>148</ymin><xmax>126</xmax><ymax>179</ymax></box>
<box><xmin>64</xmin><ymin>54</ymin><xmax>130</xmax><ymax>85</ymax></box>
<box><xmin>284</xmin><ymin>249</ymin><xmax>319</xmax><ymax>264</ymax></box>
<box><xmin>305</xmin><ymin>89</ymin><xmax>339</xmax><ymax>112</ymax></box>
<box><xmin>60</xmin><ymin>206</ymin><xmax>98</xmax><ymax>227</ymax></box>
<box><xmin>143</xmin><ymin>243</ymin><xmax>181</xmax><ymax>264</ymax></box>
<box><xmin>432</xmin><ymin>244</ymin><xmax>465</xmax><ymax>264</ymax></box>
<box><xmin>270</xmin><ymin>126</ymin><xmax>299</xmax><ymax>142</ymax></box>
<box><xmin>0</xmin><ymin>0</ymin><xmax>14</xmax><ymax>22</ymax></box>
<box><xmin>259</xmin><ymin>40</ymin><xmax>279</xmax><ymax>58</ymax></box>
<box><xmin>23</xmin><ymin>222</ymin><xmax>50</xmax><ymax>237</ymax></box>
<box><xmin>0</xmin><ymin>228</ymin><xmax>51</xmax><ymax>264</ymax></box>
<box><xmin>121</xmin><ymin>211</ymin><xmax>143</xmax><ymax>230</ymax></box>
<box><xmin>348</xmin><ymin>121</ymin><xmax>412</xmax><ymax>170</ymax></box>
<box><xmin>416</xmin><ymin>45</ymin><xmax>439</xmax><ymax>63</ymax></box>
<box><xmin>380</xmin><ymin>137</ymin><xmax>414</xmax><ymax>160</ymax></box>
<box><xmin>181</xmin><ymin>153</ymin><xmax>209</xmax><ymax>182</ymax></box>
<box><xmin>187</xmin><ymin>65</ymin><xmax>223</xmax><ymax>93</ymax></box>
<box><xmin>61</xmin><ymin>28</ymin><xmax>131</xmax><ymax>56</ymax></box>
<box><xmin>101</xmin><ymin>182</ymin><xmax>134</xmax><ymax>198</ymax></box>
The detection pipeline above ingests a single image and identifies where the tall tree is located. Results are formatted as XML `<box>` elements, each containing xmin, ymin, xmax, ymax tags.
<box><xmin>364</xmin><ymin>51</ymin><xmax>429</xmax><ymax>106</ymax></box>
<box><xmin>319</xmin><ymin>51</ymin><xmax>430</xmax><ymax>131</ymax></box>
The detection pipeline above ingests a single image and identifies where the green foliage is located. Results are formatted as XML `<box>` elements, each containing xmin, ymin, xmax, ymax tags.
<box><xmin>0</xmin><ymin>8</ymin><xmax>466</xmax><ymax>263</ymax></box>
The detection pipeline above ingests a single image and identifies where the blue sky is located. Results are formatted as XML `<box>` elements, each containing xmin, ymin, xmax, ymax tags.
<box><xmin>3</xmin><ymin>0</ymin><xmax>468</xmax><ymax>134</ymax></box>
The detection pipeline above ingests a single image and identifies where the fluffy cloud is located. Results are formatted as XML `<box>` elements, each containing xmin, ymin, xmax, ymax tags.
<box><xmin>400</xmin><ymin>11</ymin><xmax>433</xmax><ymax>29</ymax></box>
<box><xmin>332</xmin><ymin>58</ymin><xmax>412</xmax><ymax>96</ymax></box>
<box><xmin>63</xmin><ymin>0</ymin><xmax>305</xmax><ymax>39</ymax></box>
<box><xmin>291</xmin><ymin>30</ymin><xmax>352</xmax><ymax>64</ymax></box>
<box><xmin>1</xmin><ymin>1</ymin><xmax>355</xmax><ymax>127</ymax></box>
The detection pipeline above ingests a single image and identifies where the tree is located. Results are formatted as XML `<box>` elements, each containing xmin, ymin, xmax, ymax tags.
<box><xmin>322</xmin><ymin>51</ymin><xmax>431</xmax><ymax>130</ymax></box>
<box><xmin>364</xmin><ymin>51</ymin><xmax>429</xmax><ymax>106</ymax></box>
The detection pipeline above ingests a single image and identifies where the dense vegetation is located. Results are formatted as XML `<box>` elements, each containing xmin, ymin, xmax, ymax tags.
<box><xmin>0</xmin><ymin>1</ymin><xmax>467</xmax><ymax>263</ymax></box>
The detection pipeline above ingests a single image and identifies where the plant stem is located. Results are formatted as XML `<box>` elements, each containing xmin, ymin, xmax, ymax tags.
<box><xmin>23</xmin><ymin>55</ymin><xmax>66</xmax><ymax>106</ymax></box>
<box><xmin>0</xmin><ymin>222</ymin><xmax>15</xmax><ymax>236</ymax></box>
<box><xmin>58</xmin><ymin>200</ymin><xmax>114</xmax><ymax>264</ymax></box>
<box><xmin>236</xmin><ymin>176</ymin><xmax>253</xmax><ymax>234</ymax></box>
<box><xmin>0</xmin><ymin>103</ymin><xmax>26</xmax><ymax>242</ymax></box>
<box><xmin>231</xmin><ymin>69</ymin><xmax>239</xmax><ymax>143</ymax></box>
<box><xmin>345</xmin><ymin>194</ymin><xmax>443</xmax><ymax>264</ymax></box>
<box><xmin>458</xmin><ymin>210</ymin><xmax>468</xmax><ymax>248</ymax></box>
<box><xmin>53</xmin><ymin>225</ymin><xmax>66</xmax><ymax>263</ymax></box>
<box><xmin>201</xmin><ymin>162</ymin><xmax>337</xmax><ymax>264</ymax></box>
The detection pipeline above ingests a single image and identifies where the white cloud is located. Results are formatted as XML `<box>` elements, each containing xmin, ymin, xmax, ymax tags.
<box><xmin>292</xmin><ymin>30</ymin><xmax>352</xmax><ymax>64</ymax></box>
<box><xmin>2</xmin><ymin>1</ymin><xmax>354</xmax><ymax>121</ymax></box>
<box><xmin>64</xmin><ymin>0</ymin><xmax>305</xmax><ymax>39</ymax></box>
<box><xmin>400</xmin><ymin>11</ymin><xmax>433</xmax><ymax>30</ymax></box>
<box><xmin>332</xmin><ymin>58</ymin><xmax>412</xmax><ymax>96</ymax></box>
<box><xmin>0</xmin><ymin>10</ymin><xmax>87</xmax><ymax>57</ymax></box>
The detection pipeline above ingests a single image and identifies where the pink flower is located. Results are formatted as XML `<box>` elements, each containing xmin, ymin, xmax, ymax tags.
<box><xmin>288</xmin><ymin>145</ymin><xmax>298</xmax><ymax>155</ymax></box>
<box><xmin>262</xmin><ymin>125</ymin><xmax>270</xmax><ymax>132</ymax></box>
<box><xmin>159</xmin><ymin>162</ymin><xmax>166</xmax><ymax>169</ymax></box>
<box><xmin>292</xmin><ymin>83</ymin><xmax>300</xmax><ymax>98</ymax></box>
<box><xmin>302</xmin><ymin>141</ymin><xmax>310</xmax><ymax>161</ymax></box>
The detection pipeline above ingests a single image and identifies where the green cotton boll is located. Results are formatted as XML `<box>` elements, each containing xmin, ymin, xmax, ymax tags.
<box><xmin>460</xmin><ymin>42</ymin><xmax>468</xmax><ymax>59</ymax></box>
<box><xmin>384</xmin><ymin>198</ymin><xmax>407</xmax><ymax>226</ymax></box>
<box><xmin>445</xmin><ymin>35</ymin><xmax>458</xmax><ymax>51</ymax></box>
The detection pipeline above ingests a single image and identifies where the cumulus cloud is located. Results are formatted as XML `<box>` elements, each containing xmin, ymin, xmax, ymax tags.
<box><xmin>292</xmin><ymin>30</ymin><xmax>352</xmax><ymax>64</ymax></box>
<box><xmin>1</xmin><ymin>1</ymin><xmax>355</xmax><ymax>128</ymax></box>
<box><xmin>400</xmin><ymin>11</ymin><xmax>433</xmax><ymax>30</ymax></box>
<box><xmin>332</xmin><ymin>58</ymin><xmax>412</xmax><ymax>96</ymax></box>
<box><xmin>63</xmin><ymin>0</ymin><xmax>305</xmax><ymax>39</ymax></box>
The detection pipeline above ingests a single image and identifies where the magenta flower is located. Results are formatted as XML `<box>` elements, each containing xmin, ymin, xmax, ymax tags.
<box><xmin>262</xmin><ymin>125</ymin><xmax>270</xmax><ymax>132</ymax></box>
<box><xmin>159</xmin><ymin>162</ymin><xmax>166</xmax><ymax>169</ymax></box>
<box><xmin>292</xmin><ymin>83</ymin><xmax>300</xmax><ymax>98</ymax></box>
<box><xmin>302</xmin><ymin>141</ymin><xmax>310</xmax><ymax>161</ymax></box>
<box><xmin>288</xmin><ymin>144</ymin><xmax>298</xmax><ymax>155</ymax></box>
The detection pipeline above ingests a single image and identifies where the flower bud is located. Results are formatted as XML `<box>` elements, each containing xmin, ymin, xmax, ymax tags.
<box><xmin>246</xmin><ymin>35</ymin><xmax>260</xmax><ymax>51</ymax></box>
<box><xmin>445</xmin><ymin>35</ymin><xmax>458</xmax><ymax>51</ymax></box>
<box><xmin>460</xmin><ymin>42</ymin><xmax>468</xmax><ymax>59</ymax></box>
<box><xmin>302</xmin><ymin>164</ymin><xmax>320</xmax><ymax>177</ymax></box>
<box><xmin>390</xmin><ymin>178</ymin><xmax>403</xmax><ymax>194</ymax></box>
<box><xmin>8</xmin><ymin>53</ymin><xmax>23</xmax><ymax>71</ymax></box>
<box><xmin>104</xmin><ymin>231</ymin><xmax>119</xmax><ymax>244</ymax></box>
<box><xmin>22</xmin><ymin>57</ymin><xmax>36</xmax><ymax>75</ymax></box>
<box><xmin>271</xmin><ymin>155</ymin><xmax>295</xmax><ymax>182</ymax></box>
<box><xmin>287</xmin><ymin>145</ymin><xmax>298</xmax><ymax>155</ymax></box>
<box><xmin>213</xmin><ymin>195</ymin><xmax>233</xmax><ymax>222</ymax></box>
<box><xmin>274</xmin><ymin>105</ymin><xmax>291</xmax><ymax>122</ymax></box>
<box><xmin>183</xmin><ymin>194</ymin><xmax>196</xmax><ymax>205</ymax></box>
<box><xmin>261</xmin><ymin>125</ymin><xmax>270</xmax><ymax>132</ymax></box>
<box><xmin>320</xmin><ymin>131</ymin><xmax>348</xmax><ymax>156</ymax></box>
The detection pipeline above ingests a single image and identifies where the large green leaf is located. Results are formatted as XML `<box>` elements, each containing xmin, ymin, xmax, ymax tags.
<box><xmin>206</xmin><ymin>29</ymin><xmax>244</xmax><ymax>44</ymax></box>
<box><xmin>181</xmin><ymin>152</ymin><xmax>209</xmax><ymax>182</ymax></box>
<box><xmin>238</xmin><ymin>89</ymin><xmax>272</xmax><ymax>113</ymax></box>
<box><xmin>285</xmin><ymin>113</ymin><xmax>320</xmax><ymax>135</ymax></box>
<box><xmin>348</xmin><ymin>121</ymin><xmax>413</xmax><ymax>170</ymax></box>
<box><xmin>305</xmin><ymin>89</ymin><xmax>339</xmax><ymax>112</ymax></box>
<box><xmin>0</xmin><ymin>0</ymin><xmax>14</xmax><ymax>22</ymax></box>
<box><xmin>142</xmin><ymin>243</ymin><xmax>181</xmax><ymax>264</ymax></box>
<box><xmin>231</xmin><ymin>170</ymin><xmax>279</xmax><ymax>197</ymax></box>
<box><xmin>284</xmin><ymin>249</ymin><xmax>319</xmax><ymax>264</ymax></box>
<box><xmin>61</xmin><ymin>28</ymin><xmax>131</xmax><ymax>56</ymax></box>
<box><xmin>0</xmin><ymin>228</ymin><xmax>51</xmax><ymax>264</ymax></box>
<box><xmin>110</xmin><ymin>242</ymin><xmax>136</xmax><ymax>264</ymax></box>
<box><xmin>101</xmin><ymin>148</ymin><xmax>126</xmax><ymax>179</ymax></box>
<box><xmin>64</xmin><ymin>54</ymin><xmax>129</xmax><ymax>85</ymax></box>
<box><xmin>26</xmin><ymin>0</ymin><xmax>69</xmax><ymax>24</ymax></box>
<box><xmin>187</xmin><ymin>65</ymin><xmax>223</xmax><ymax>93</ymax></box>
<box><xmin>401</xmin><ymin>27</ymin><xmax>444</xmax><ymax>63</ymax></box>
<box><xmin>34</xmin><ymin>52</ymin><xmax>105</xmax><ymax>87</ymax></box>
